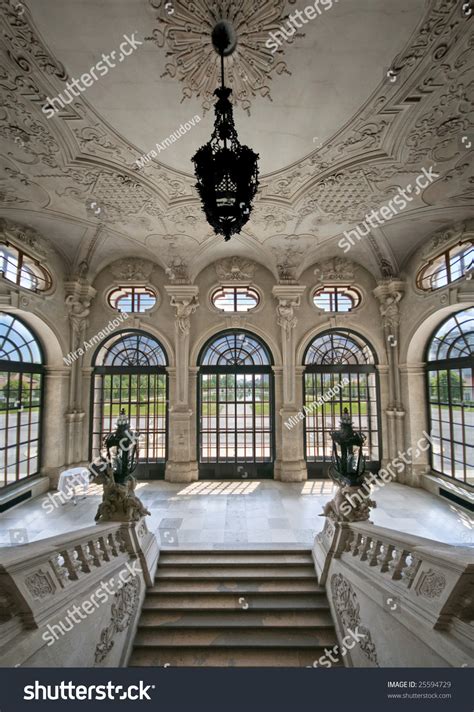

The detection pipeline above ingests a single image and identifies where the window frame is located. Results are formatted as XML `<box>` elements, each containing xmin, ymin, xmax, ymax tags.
<box><xmin>312</xmin><ymin>285</ymin><xmax>362</xmax><ymax>313</ymax></box>
<box><xmin>210</xmin><ymin>285</ymin><xmax>261</xmax><ymax>314</ymax></box>
<box><xmin>425</xmin><ymin>308</ymin><xmax>474</xmax><ymax>487</ymax></box>
<box><xmin>0</xmin><ymin>313</ymin><xmax>45</xmax><ymax>490</ymax></box>
<box><xmin>90</xmin><ymin>329</ymin><xmax>168</xmax><ymax>478</ymax></box>
<box><xmin>107</xmin><ymin>285</ymin><xmax>158</xmax><ymax>314</ymax></box>
<box><xmin>0</xmin><ymin>241</ymin><xmax>53</xmax><ymax>293</ymax></box>
<box><xmin>302</xmin><ymin>329</ymin><xmax>381</xmax><ymax>479</ymax></box>
<box><xmin>197</xmin><ymin>329</ymin><xmax>275</xmax><ymax>478</ymax></box>
<box><xmin>416</xmin><ymin>239</ymin><xmax>473</xmax><ymax>292</ymax></box>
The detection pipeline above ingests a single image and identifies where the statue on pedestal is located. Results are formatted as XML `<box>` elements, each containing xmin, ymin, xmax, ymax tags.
<box><xmin>93</xmin><ymin>410</ymin><xmax>150</xmax><ymax>523</ymax></box>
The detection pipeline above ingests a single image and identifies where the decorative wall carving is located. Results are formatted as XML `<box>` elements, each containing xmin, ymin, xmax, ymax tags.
<box><xmin>214</xmin><ymin>257</ymin><xmax>256</xmax><ymax>282</ymax></box>
<box><xmin>0</xmin><ymin>218</ymin><xmax>50</xmax><ymax>258</ymax></box>
<box><xmin>415</xmin><ymin>569</ymin><xmax>447</xmax><ymax>600</ymax></box>
<box><xmin>276</xmin><ymin>296</ymin><xmax>300</xmax><ymax>332</ymax></box>
<box><xmin>330</xmin><ymin>573</ymin><xmax>379</xmax><ymax>665</ymax></box>
<box><xmin>314</xmin><ymin>258</ymin><xmax>355</xmax><ymax>282</ymax></box>
<box><xmin>109</xmin><ymin>259</ymin><xmax>154</xmax><ymax>282</ymax></box>
<box><xmin>24</xmin><ymin>570</ymin><xmax>56</xmax><ymax>599</ymax></box>
<box><xmin>170</xmin><ymin>294</ymin><xmax>199</xmax><ymax>335</ymax></box>
<box><xmin>95</xmin><ymin>576</ymin><xmax>141</xmax><ymax>663</ymax></box>
<box><xmin>147</xmin><ymin>0</ymin><xmax>298</xmax><ymax>114</ymax></box>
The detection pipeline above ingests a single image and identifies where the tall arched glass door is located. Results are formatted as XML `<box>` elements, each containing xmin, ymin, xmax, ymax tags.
<box><xmin>426</xmin><ymin>308</ymin><xmax>473</xmax><ymax>485</ymax></box>
<box><xmin>198</xmin><ymin>330</ymin><xmax>274</xmax><ymax>479</ymax></box>
<box><xmin>0</xmin><ymin>313</ymin><xmax>44</xmax><ymax>488</ymax></box>
<box><xmin>303</xmin><ymin>329</ymin><xmax>380</xmax><ymax>478</ymax></box>
<box><xmin>91</xmin><ymin>330</ymin><xmax>168</xmax><ymax>479</ymax></box>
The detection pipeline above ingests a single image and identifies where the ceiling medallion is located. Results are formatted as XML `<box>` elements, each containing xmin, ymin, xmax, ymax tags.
<box><xmin>148</xmin><ymin>0</ymin><xmax>298</xmax><ymax>114</ymax></box>
<box><xmin>192</xmin><ymin>21</ymin><xmax>259</xmax><ymax>242</ymax></box>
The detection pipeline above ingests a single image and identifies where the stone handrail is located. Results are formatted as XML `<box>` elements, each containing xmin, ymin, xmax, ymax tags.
<box><xmin>315</xmin><ymin>518</ymin><xmax>474</xmax><ymax>632</ymax></box>
<box><xmin>0</xmin><ymin>520</ymin><xmax>156</xmax><ymax>631</ymax></box>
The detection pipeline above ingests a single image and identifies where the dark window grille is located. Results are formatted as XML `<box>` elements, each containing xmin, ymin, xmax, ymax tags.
<box><xmin>91</xmin><ymin>331</ymin><xmax>168</xmax><ymax>464</ymax></box>
<box><xmin>0</xmin><ymin>313</ymin><xmax>44</xmax><ymax>488</ymax></box>
<box><xmin>198</xmin><ymin>331</ymin><xmax>273</xmax><ymax>466</ymax></box>
<box><xmin>303</xmin><ymin>330</ymin><xmax>380</xmax><ymax>473</ymax></box>
<box><xmin>426</xmin><ymin>308</ymin><xmax>474</xmax><ymax>485</ymax></box>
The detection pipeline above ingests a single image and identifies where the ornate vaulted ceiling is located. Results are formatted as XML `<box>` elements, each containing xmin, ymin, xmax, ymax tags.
<box><xmin>0</xmin><ymin>0</ymin><xmax>473</xmax><ymax>282</ymax></box>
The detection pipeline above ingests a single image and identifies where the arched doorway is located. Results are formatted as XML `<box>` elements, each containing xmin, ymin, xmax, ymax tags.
<box><xmin>90</xmin><ymin>330</ymin><xmax>168</xmax><ymax>479</ymax></box>
<box><xmin>426</xmin><ymin>307</ymin><xmax>473</xmax><ymax>485</ymax></box>
<box><xmin>198</xmin><ymin>330</ymin><xmax>274</xmax><ymax>479</ymax></box>
<box><xmin>303</xmin><ymin>329</ymin><xmax>381</xmax><ymax>478</ymax></box>
<box><xmin>0</xmin><ymin>313</ymin><xmax>44</xmax><ymax>488</ymax></box>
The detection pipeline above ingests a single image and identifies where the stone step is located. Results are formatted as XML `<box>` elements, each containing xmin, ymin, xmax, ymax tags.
<box><xmin>129</xmin><ymin>646</ymin><xmax>343</xmax><ymax>668</ymax></box>
<box><xmin>130</xmin><ymin>547</ymin><xmax>338</xmax><ymax>668</ymax></box>
<box><xmin>142</xmin><ymin>592</ymin><xmax>329</xmax><ymax>609</ymax></box>
<box><xmin>133</xmin><ymin>626</ymin><xmax>338</xmax><ymax>647</ymax></box>
<box><xmin>138</xmin><ymin>609</ymin><xmax>334</xmax><ymax>628</ymax></box>
<box><xmin>158</xmin><ymin>553</ymin><xmax>314</xmax><ymax>566</ymax></box>
<box><xmin>155</xmin><ymin>566</ymin><xmax>315</xmax><ymax>579</ymax></box>
<box><xmin>148</xmin><ymin>579</ymin><xmax>324</xmax><ymax>593</ymax></box>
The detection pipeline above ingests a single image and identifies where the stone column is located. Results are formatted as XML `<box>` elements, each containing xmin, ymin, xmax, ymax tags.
<box><xmin>164</xmin><ymin>285</ymin><xmax>199</xmax><ymax>482</ymax></box>
<box><xmin>400</xmin><ymin>362</ymin><xmax>431</xmax><ymax>486</ymax></box>
<box><xmin>373</xmin><ymin>280</ymin><xmax>406</xmax><ymax>472</ymax></box>
<box><xmin>40</xmin><ymin>367</ymin><xmax>70</xmax><ymax>486</ymax></box>
<box><xmin>63</xmin><ymin>280</ymin><xmax>96</xmax><ymax>466</ymax></box>
<box><xmin>272</xmin><ymin>285</ymin><xmax>307</xmax><ymax>482</ymax></box>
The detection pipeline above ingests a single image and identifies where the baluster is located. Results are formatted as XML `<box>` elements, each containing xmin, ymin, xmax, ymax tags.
<box><xmin>401</xmin><ymin>554</ymin><xmax>421</xmax><ymax>587</ymax></box>
<box><xmin>368</xmin><ymin>539</ymin><xmax>382</xmax><ymax>566</ymax></box>
<box><xmin>377</xmin><ymin>543</ymin><xmax>395</xmax><ymax>572</ymax></box>
<box><xmin>97</xmin><ymin>536</ymin><xmax>111</xmax><ymax>562</ymax></box>
<box><xmin>50</xmin><ymin>553</ymin><xmax>70</xmax><ymax>587</ymax></box>
<box><xmin>388</xmin><ymin>548</ymin><xmax>409</xmax><ymax>580</ymax></box>
<box><xmin>107</xmin><ymin>532</ymin><xmax>118</xmax><ymax>557</ymax></box>
<box><xmin>86</xmin><ymin>540</ymin><xmax>102</xmax><ymax>568</ymax></box>
<box><xmin>61</xmin><ymin>549</ymin><xmax>83</xmax><ymax>580</ymax></box>
<box><xmin>343</xmin><ymin>530</ymin><xmax>355</xmax><ymax>553</ymax></box>
<box><xmin>360</xmin><ymin>536</ymin><xmax>372</xmax><ymax>562</ymax></box>
<box><xmin>74</xmin><ymin>543</ymin><xmax>95</xmax><ymax>573</ymax></box>
<box><xmin>350</xmin><ymin>534</ymin><xmax>364</xmax><ymax>557</ymax></box>
<box><xmin>114</xmin><ymin>530</ymin><xmax>127</xmax><ymax>553</ymax></box>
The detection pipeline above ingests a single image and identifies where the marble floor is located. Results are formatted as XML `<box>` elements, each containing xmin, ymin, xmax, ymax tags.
<box><xmin>0</xmin><ymin>479</ymin><xmax>472</xmax><ymax>549</ymax></box>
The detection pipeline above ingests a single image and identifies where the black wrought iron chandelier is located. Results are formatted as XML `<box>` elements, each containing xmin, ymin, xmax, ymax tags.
<box><xmin>192</xmin><ymin>21</ymin><xmax>259</xmax><ymax>241</ymax></box>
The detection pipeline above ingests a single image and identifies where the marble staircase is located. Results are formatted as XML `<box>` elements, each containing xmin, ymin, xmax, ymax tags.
<box><xmin>128</xmin><ymin>548</ymin><xmax>339</xmax><ymax>667</ymax></box>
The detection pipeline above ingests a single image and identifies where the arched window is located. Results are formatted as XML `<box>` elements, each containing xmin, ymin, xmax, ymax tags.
<box><xmin>303</xmin><ymin>329</ymin><xmax>380</xmax><ymax>478</ymax></box>
<box><xmin>91</xmin><ymin>330</ymin><xmax>168</xmax><ymax>478</ymax></box>
<box><xmin>0</xmin><ymin>242</ymin><xmax>52</xmax><ymax>292</ymax></box>
<box><xmin>198</xmin><ymin>331</ymin><xmax>274</xmax><ymax>478</ymax></box>
<box><xmin>0</xmin><ymin>313</ymin><xmax>44</xmax><ymax>488</ymax></box>
<box><xmin>313</xmin><ymin>286</ymin><xmax>361</xmax><ymax>312</ymax></box>
<box><xmin>426</xmin><ymin>308</ymin><xmax>473</xmax><ymax>485</ymax></box>
<box><xmin>108</xmin><ymin>286</ymin><xmax>157</xmax><ymax>313</ymax></box>
<box><xmin>416</xmin><ymin>240</ymin><xmax>473</xmax><ymax>291</ymax></box>
<box><xmin>211</xmin><ymin>286</ymin><xmax>260</xmax><ymax>312</ymax></box>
